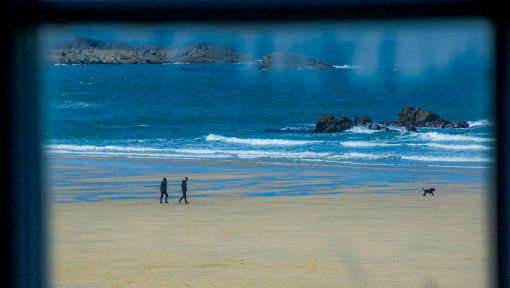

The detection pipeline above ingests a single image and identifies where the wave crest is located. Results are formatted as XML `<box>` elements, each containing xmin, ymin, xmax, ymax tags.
<box><xmin>415</xmin><ymin>132</ymin><xmax>494</xmax><ymax>142</ymax></box>
<box><xmin>340</xmin><ymin>141</ymin><xmax>400</xmax><ymax>148</ymax></box>
<box><xmin>205</xmin><ymin>134</ymin><xmax>320</xmax><ymax>146</ymax></box>
<box><xmin>467</xmin><ymin>119</ymin><xmax>492</xmax><ymax>127</ymax></box>
<box><xmin>333</xmin><ymin>65</ymin><xmax>359</xmax><ymax>69</ymax></box>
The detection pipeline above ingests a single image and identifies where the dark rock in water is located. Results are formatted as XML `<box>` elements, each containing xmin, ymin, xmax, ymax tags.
<box><xmin>396</xmin><ymin>107</ymin><xmax>469</xmax><ymax>128</ymax></box>
<box><xmin>354</xmin><ymin>116</ymin><xmax>372</xmax><ymax>126</ymax></box>
<box><xmin>369</xmin><ymin>124</ymin><xmax>391</xmax><ymax>131</ymax></box>
<box><xmin>314</xmin><ymin>114</ymin><xmax>354</xmax><ymax>133</ymax></box>
<box><xmin>422</xmin><ymin>119</ymin><xmax>451</xmax><ymax>128</ymax></box>
<box><xmin>397</xmin><ymin>107</ymin><xmax>440</xmax><ymax>126</ymax></box>
<box><xmin>457</xmin><ymin>121</ymin><xmax>470</xmax><ymax>128</ymax></box>
<box><xmin>259</xmin><ymin>52</ymin><xmax>334</xmax><ymax>70</ymax></box>
<box><xmin>402</xmin><ymin>124</ymin><xmax>418</xmax><ymax>132</ymax></box>
<box><xmin>313</xmin><ymin>106</ymin><xmax>469</xmax><ymax>134</ymax></box>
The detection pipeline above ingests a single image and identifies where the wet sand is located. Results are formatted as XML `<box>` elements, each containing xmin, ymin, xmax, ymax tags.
<box><xmin>50</xmin><ymin>187</ymin><xmax>493</xmax><ymax>287</ymax></box>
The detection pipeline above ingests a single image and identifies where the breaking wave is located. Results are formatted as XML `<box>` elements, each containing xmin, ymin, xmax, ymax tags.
<box><xmin>205</xmin><ymin>134</ymin><xmax>320</xmax><ymax>146</ymax></box>
<box><xmin>467</xmin><ymin>119</ymin><xmax>492</xmax><ymax>127</ymax></box>
<box><xmin>414</xmin><ymin>132</ymin><xmax>495</xmax><ymax>142</ymax></box>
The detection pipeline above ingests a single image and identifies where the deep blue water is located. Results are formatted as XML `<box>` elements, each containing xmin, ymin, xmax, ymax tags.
<box><xmin>42</xmin><ymin>62</ymin><xmax>494</xmax><ymax>171</ymax></box>
<box><xmin>41</xmin><ymin>21</ymin><xmax>495</xmax><ymax>172</ymax></box>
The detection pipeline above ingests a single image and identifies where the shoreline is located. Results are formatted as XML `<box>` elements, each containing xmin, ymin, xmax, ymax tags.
<box><xmin>46</xmin><ymin>155</ymin><xmax>492</xmax><ymax>203</ymax></box>
<box><xmin>46</xmin><ymin>154</ymin><xmax>491</xmax><ymax>174</ymax></box>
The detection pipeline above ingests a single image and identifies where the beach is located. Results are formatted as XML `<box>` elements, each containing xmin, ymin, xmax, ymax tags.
<box><xmin>48</xmin><ymin>156</ymin><xmax>493</xmax><ymax>287</ymax></box>
<box><xmin>40</xmin><ymin>21</ymin><xmax>496</xmax><ymax>287</ymax></box>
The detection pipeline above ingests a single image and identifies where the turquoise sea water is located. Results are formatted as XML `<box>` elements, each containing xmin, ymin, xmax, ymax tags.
<box><xmin>42</xmin><ymin>61</ymin><xmax>494</xmax><ymax>170</ymax></box>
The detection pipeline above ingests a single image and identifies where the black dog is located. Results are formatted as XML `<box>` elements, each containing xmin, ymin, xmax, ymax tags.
<box><xmin>422</xmin><ymin>187</ymin><xmax>436</xmax><ymax>196</ymax></box>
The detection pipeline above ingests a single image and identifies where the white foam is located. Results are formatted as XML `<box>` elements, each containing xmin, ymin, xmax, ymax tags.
<box><xmin>48</xmin><ymin>144</ymin><xmax>166</xmax><ymax>153</ymax></box>
<box><xmin>329</xmin><ymin>152</ymin><xmax>492</xmax><ymax>163</ymax></box>
<box><xmin>329</xmin><ymin>152</ymin><xmax>400</xmax><ymax>160</ymax></box>
<box><xmin>234</xmin><ymin>150</ymin><xmax>329</xmax><ymax>160</ymax></box>
<box><xmin>467</xmin><ymin>119</ymin><xmax>492</xmax><ymax>127</ymax></box>
<box><xmin>345</xmin><ymin>126</ymin><xmax>383</xmax><ymax>134</ymax></box>
<box><xmin>333</xmin><ymin>65</ymin><xmax>359</xmax><ymax>69</ymax></box>
<box><xmin>175</xmin><ymin>148</ymin><xmax>328</xmax><ymax>159</ymax></box>
<box><xmin>122</xmin><ymin>138</ymin><xmax>167</xmax><ymax>143</ymax></box>
<box><xmin>57</xmin><ymin>100</ymin><xmax>92</xmax><ymax>109</ymax></box>
<box><xmin>46</xmin><ymin>141</ymin><xmax>494</xmax><ymax>165</ymax></box>
<box><xmin>280</xmin><ymin>124</ymin><xmax>315</xmax><ymax>131</ymax></box>
<box><xmin>46</xmin><ymin>144</ymin><xmax>329</xmax><ymax>161</ymax></box>
<box><xmin>426</xmin><ymin>143</ymin><xmax>491</xmax><ymax>151</ymax></box>
<box><xmin>46</xmin><ymin>145</ymin><xmax>230</xmax><ymax>160</ymax></box>
<box><xmin>340</xmin><ymin>141</ymin><xmax>401</xmax><ymax>148</ymax></box>
<box><xmin>427</xmin><ymin>164</ymin><xmax>489</xmax><ymax>169</ymax></box>
<box><xmin>205</xmin><ymin>134</ymin><xmax>320</xmax><ymax>146</ymax></box>
<box><xmin>402</xmin><ymin>155</ymin><xmax>492</xmax><ymax>163</ymax></box>
<box><xmin>415</xmin><ymin>131</ymin><xmax>495</xmax><ymax>142</ymax></box>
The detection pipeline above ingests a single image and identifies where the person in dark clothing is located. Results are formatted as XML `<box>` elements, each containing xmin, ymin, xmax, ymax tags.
<box><xmin>179</xmin><ymin>177</ymin><xmax>189</xmax><ymax>204</ymax></box>
<box><xmin>160</xmin><ymin>178</ymin><xmax>168</xmax><ymax>203</ymax></box>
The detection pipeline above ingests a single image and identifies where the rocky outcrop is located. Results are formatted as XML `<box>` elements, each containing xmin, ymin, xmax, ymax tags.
<box><xmin>397</xmin><ymin>107</ymin><xmax>439</xmax><ymax>125</ymax></box>
<box><xmin>48</xmin><ymin>37</ymin><xmax>336</xmax><ymax>69</ymax></box>
<box><xmin>314</xmin><ymin>114</ymin><xmax>354</xmax><ymax>133</ymax></box>
<box><xmin>386</xmin><ymin>107</ymin><xmax>469</xmax><ymax>129</ymax></box>
<box><xmin>315</xmin><ymin>107</ymin><xmax>469</xmax><ymax>133</ymax></box>
<box><xmin>47</xmin><ymin>37</ymin><xmax>253</xmax><ymax>65</ymax></box>
<box><xmin>259</xmin><ymin>52</ymin><xmax>334</xmax><ymax>70</ymax></box>
<box><xmin>354</xmin><ymin>116</ymin><xmax>372</xmax><ymax>126</ymax></box>
<box><xmin>175</xmin><ymin>43</ymin><xmax>252</xmax><ymax>63</ymax></box>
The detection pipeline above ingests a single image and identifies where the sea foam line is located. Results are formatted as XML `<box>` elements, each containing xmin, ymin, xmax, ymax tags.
<box><xmin>173</xmin><ymin>148</ymin><xmax>329</xmax><ymax>160</ymax></box>
<box><xmin>345</xmin><ymin>126</ymin><xmax>384</xmax><ymax>134</ymax></box>
<box><xmin>46</xmin><ymin>144</ymin><xmax>493</xmax><ymax>163</ymax></box>
<box><xmin>205</xmin><ymin>134</ymin><xmax>320</xmax><ymax>146</ymax></box>
<box><xmin>333</xmin><ymin>65</ymin><xmax>359</xmax><ymax>69</ymax></box>
<box><xmin>426</xmin><ymin>143</ymin><xmax>491</xmax><ymax>151</ymax></box>
<box><xmin>329</xmin><ymin>152</ymin><xmax>400</xmax><ymax>161</ymax></box>
<box><xmin>340</xmin><ymin>141</ymin><xmax>401</xmax><ymax>148</ymax></box>
<box><xmin>332</xmin><ymin>153</ymin><xmax>491</xmax><ymax>163</ymax></box>
<box><xmin>280</xmin><ymin>124</ymin><xmax>315</xmax><ymax>131</ymax></box>
<box><xmin>402</xmin><ymin>155</ymin><xmax>492</xmax><ymax>163</ymax></box>
<box><xmin>341</xmin><ymin>141</ymin><xmax>491</xmax><ymax>151</ymax></box>
<box><xmin>467</xmin><ymin>119</ymin><xmax>492</xmax><ymax>127</ymax></box>
<box><xmin>57</xmin><ymin>100</ymin><xmax>92</xmax><ymax>109</ymax></box>
<box><xmin>414</xmin><ymin>132</ymin><xmax>495</xmax><ymax>142</ymax></box>
<box><xmin>48</xmin><ymin>144</ymin><xmax>167</xmax><ymax>152</ymax></box>
<box><xmin>46</xmin><ymin>144</ymin><xmax>329</xmax><ymax>159</ymax></box>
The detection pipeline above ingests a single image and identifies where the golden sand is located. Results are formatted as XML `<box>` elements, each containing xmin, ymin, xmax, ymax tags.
<box><xmin>50</xmin><ymin>189</ymin><xmax>493</xmax><ymax>287</ymax></box>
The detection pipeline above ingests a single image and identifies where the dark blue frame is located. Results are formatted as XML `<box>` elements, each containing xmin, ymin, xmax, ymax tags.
<box><xmin>3</xmin><ymin>1</ymin><xmax>508</xmax><ymax>287</ymax></box>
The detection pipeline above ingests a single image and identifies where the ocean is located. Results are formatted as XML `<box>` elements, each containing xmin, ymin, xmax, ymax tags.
<box><xmin>40</xmin><ymin>21</ymin><xmax>496</xmax><ymax>203</ymax></box>
<box><xmin>42</xmin><ymin>61</ymin><xmax>494</xmax><ymax>171</ymax></box>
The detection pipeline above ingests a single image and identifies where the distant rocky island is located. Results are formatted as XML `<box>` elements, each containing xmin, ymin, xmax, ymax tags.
<box><xmin>48</xmin><ymin>36</ymin><xmax>335</xmax><ymax>70</ymax></box>
<box><xmin>48</xmin><ymin>37</ymin><xmax>253</xmax><ymax>65</ymax></box>
<box><xmin>314</xmin><ymin>107</ymin><xmax>470</xmax><ymax>133</ymax></box>
<box><xmin>259</xmin><ymin>52</ymin><xmax>334</xmax><ymax>70</ymax></box>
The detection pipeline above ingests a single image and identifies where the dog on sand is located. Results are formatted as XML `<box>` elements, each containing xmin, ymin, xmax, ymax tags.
<box><xmin>422</xmin><ymin>187</ymin><xmax>436</xmax><ymax>196</ymax></box>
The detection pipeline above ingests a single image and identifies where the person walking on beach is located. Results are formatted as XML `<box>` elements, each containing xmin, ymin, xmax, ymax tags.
<box><xmin>160</xmin><ymin>177</ymin><xmax>168</xmax><ymax>203</ymax></box>
<box><xmin>179</xmin><ymin>177</ymin><xmax>189</xmax><ymax>204</ymax></box>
